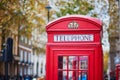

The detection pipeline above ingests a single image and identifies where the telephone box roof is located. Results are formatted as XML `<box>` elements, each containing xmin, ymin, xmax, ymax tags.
<box><xmin>46</xmin><ymin>15</ymin><xmax>102</xmax><ymax>30</ymax></box>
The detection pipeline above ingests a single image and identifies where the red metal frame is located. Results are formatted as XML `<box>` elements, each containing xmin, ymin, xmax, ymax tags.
<box><xmin>116</xmin><ymin>64</ymin><xmax>120</xmax><ymax>80</ymax></box>
<box><xmin>46</xmin><ymin>15</ymin><xmax>103</xmax><ymax>80</ymax></box>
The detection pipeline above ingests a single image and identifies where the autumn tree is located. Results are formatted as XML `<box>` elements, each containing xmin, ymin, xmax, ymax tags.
<box><xmin>0</xmin><ymin>0</ymin><xmax>48</xmax><ymax>54</ymax></box>
<box><xmin>108</xmin><ymin>0</ymin><xmax>119</xmax><ymax>70</ymax></box>
<box><xmin>19</xmin><ymin>0</ymin><xmax>48</xmax><ymax>54</ymax></box>
<box><xmin>52</xmin><ymin>0</ymin><xmax>94</xmax><ymax>18</ymax></box>
<box><xmin>0</xmin><ymin>0</ymin><xmax>21</xmax><ymax>47</ymax></box>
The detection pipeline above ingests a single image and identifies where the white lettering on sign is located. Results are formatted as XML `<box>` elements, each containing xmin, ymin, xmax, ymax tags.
<box><xmin>54</xmin><ymin>34</ymin><xmax>94</xmax><ymax>42</ymax></box>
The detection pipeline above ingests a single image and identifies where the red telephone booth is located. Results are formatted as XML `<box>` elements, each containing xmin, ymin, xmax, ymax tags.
<box><xmin>116</xmin><ymin>64</ymin><xmax>120</xmax><ymax>80</ymax></box>
<box><xmin>46</xmin><ymin>15</ymin><xmax>103</xmax><ymax>80</ymax></box>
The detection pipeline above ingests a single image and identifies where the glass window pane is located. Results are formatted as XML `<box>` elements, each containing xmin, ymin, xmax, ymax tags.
<box><xmin>69</xmin><ymin>56</ymin><xmax>78</xmax><ymax>70</ymax></box>
<box><xmin>68</xmin><ymin>71</ymin><xmax>78</xmax><ymax>80</ymax></box>
<box><xmin>63</xmin><ymin>56</ymin><xmax>67</xmax><ymax>70</ymax></box>
<box><xmin>81</xmin><ymin>71</ymin><xmax>88</xmax><ymax>80</ymax></box>
<box><xmin>58</xmin><ymin>56</ymin><xmax>67</xmax><ymax>69</ymax></box>
<box><xmin>79</xmin><ymin>56</ymin><xmax>88</xmax><ymax>70</ymax></box>
<box><xmin>58</xmin><ymin>71</ymin><xmax>67</xmax><ymax>80</ymax></box>
<box><xmin>68</xmin><ymin>71</ymin><xmax>73</xmax><ymax>80</ymax></box>
<box><xmin>78</xmin><ymin>71</ymin><xmax>88</xmax><ymax>80</ymax></box>
<box><xmin>78</xmin><ymin>71</ymin><xmax>82</xmax><ymax>80</ymax></box>
<box><xmin>68</xmin><ymin>56</ymin><xmax>79</xmax><ymax>70</ymax></box>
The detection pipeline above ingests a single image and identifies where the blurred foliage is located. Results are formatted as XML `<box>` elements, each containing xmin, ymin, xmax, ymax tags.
<box><xmin>0</xmin><ymin>0</ymin><xmax>22</xmax><ymax>47</ymax></box>
<box><xmin>18</xmin><ymin>0</ymin><xmax>48</xmax><ymax>37</ymax></box>
<box><xmin>104</xmin><ymin>51</ymin><xmax>109</xmax><ymax>72</ymax></box>
<box><xmin>0</xmin><ymin>0</ymin><xmax>47</xmax><ymax>39</ymax></box>
<box><xmin>0</xmin><ymin>0</ymin><xmax>48</xmax><ymax>53</ymax></box>
<box><xmin>108</xmin><ymin>0</ymin><xmax>119</xmax><ymax>71</ymax></box>
<box><xmin>54</xmin><ymin>0</ymin><xmax>94</xmax><ymax>17</ymax></box>
<box><xmin>19</xmin><ymin>0</ymin><xmax>48</xmax><ymax>54</ymax></box>
<box><xmin>108</xmin><ymin>0</ymin><xmax>119</xmax><ymax>38</ymax></box>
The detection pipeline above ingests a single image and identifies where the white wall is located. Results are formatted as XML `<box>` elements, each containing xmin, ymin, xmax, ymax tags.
<box><xmin>32</xmin><ymin>53</ymin><xmax>46</xmax><ymax>77</ymax></box>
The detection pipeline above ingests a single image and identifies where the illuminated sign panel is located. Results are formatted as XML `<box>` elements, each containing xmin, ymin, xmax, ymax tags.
<box><xmin>54</xmin><ymin>34</ymin><xmax>94</xmax><ymax>42</ymax></box>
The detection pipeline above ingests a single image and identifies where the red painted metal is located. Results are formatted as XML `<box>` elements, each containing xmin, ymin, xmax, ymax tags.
<box><xmin>46</xmin><ymin>15</ymin><xmax>103</xmax><ymax>80</ymax></box>
<box><xmin>116</xmin><ymin>64</ymin><xmax>120</xmax><ymax>80</ymax></box>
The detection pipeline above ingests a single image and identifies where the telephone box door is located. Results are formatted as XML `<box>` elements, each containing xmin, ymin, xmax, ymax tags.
<box><xmin>53</xmin><ymin>50</ymin><xmax>94</xmax><ymax>80</ymax></box>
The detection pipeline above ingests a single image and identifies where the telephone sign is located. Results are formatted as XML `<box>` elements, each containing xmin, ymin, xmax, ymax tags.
<box><xmin>54</xmin><ymin>34</ymin><xmax>94</xmax><ymax>42</ymax></box>
<box><xmin>46</xmin><ymin>15</ymin><xmax>103</xmax><ymax>80</ymax></box>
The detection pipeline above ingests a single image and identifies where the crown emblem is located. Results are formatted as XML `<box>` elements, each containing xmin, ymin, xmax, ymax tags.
<box><xmin>68</xmin><ymin>21</ymin><xmax>79</xmax><ymax>29</ymax></box>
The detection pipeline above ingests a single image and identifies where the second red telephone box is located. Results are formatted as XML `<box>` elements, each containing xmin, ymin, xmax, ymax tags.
<box><xmin>116</xmin><ymin>64</ymin><xmax>120</xmax><ymax>80</ymax></box>
<box><xmin>46</xmin><ymin>15</ymin><xmax>103</xmax><ymax>80</ymax></box>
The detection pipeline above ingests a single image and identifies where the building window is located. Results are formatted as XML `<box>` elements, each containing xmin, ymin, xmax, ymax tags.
<box><xmin>20</xmin><ymin>50</ymin><xmax>23</xmax><ymax>62</ymax></box>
